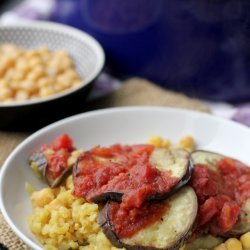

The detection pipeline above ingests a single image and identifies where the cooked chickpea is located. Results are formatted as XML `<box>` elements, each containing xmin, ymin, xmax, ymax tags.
<box><xmin>40</xmin><ymin>52</ymin><xmax>51</xmax><ymax>63</ymax></box>
<box><xmin>28</xmin><ymin>57</ymin><xmax>42</xmax><ymax>69</ymax></box>
<box><xmin>46</xmin><ymin>62</ymin><xmax>61</xmax><ymax>75</ymax></box>
<box><xmin>56</xmin><ymin>74</ymin><xmax>65</xmax><ymax>84</ymax></box>
<box><xmin>0</xmin><ymin>87</ymin><xmax>13</xmax><ymax>101</ymax></box>
<box><xmin>162</xmin><ymin>139</ymin><xmax>171</xmax><ymax>149</ymax></box>
<box><xmin>21</xmin><ymin>80</ymin><xmax>37</xmax><ymax>94</ymax></box>
<box><xmin>73</xmin><ymin>79</ymin><xmax>81</xmax><ymax>86</ymax></box>
<box><xmin>62</xmin><ymin>79</ymin><xmax>72</xmax><ymax>89</ymax></box>
<box><xmin>2</xmin><ymin>57</ymin><xmax>15</xmax><ymax>69</ymax></box>
<box><xmin>225</xmin><ymin>238</ymin><xmax>242</xmax><ymax>250</ymax></box>
<box><xmin>148</xmin><ymin>136</ymin><xmax>164</xmax><ymax>147</ymax></box>
<box><xmin>4</xmin><ymin>68</ymin><xmax>15</xmax><ymax>80</ymax></box>
<box><xmin>60</xmin><ymin>58</ymin><xmax>73</xmax><ymax>71</ymax></box>
<box><xmin>30</xmin><ymin>94</ymin><xmax>39</xmax><ymax>100</ymax></box>
<box><xmin>0</xmin><ymin>44</ymin><xmax>82</xmax><ymax>103</ymax></box>
<box><xmin>33</xmin><ymin>66</ymin><xmax>45</xmax><ymax>78</ymax></box>
<box><xmin>0</xmin><ymin>79</ymin><xmax>9</xmax><ymax>88</ymax></box>
<box><xmin>15</xmin><ymin>63</ymin><xmax>30</xmax><ymax>76</ymax></box>
<box><xmin>3</xmin><ymin>98</ymin><xmax>14</xmax><ymax>103</ymax></box>
<box><xmin>64</xmin><ymin>69</ymin><xmax>80</xmax><ymax>80</ymax></box>
<box><xmin>10</xmin><ymin>81</ymin><xmax>22</xmax><ymax>91</ymax></box>
<box><xmin>47</xmin><ymin>76</ymin><xmax>56</xmax><ymax>86</ymax></box>
<box><xmin>178</xmin><ymin>136</ymin><xmax>195</xmax><ymax>152</ymax></box>
<box><xmin>54</xmin><ymin>83</ymin><xmax>66</xmax><ymax>93</ymax></box>
<box><xmin>240</xmin><ymin>232</ymin><xmax>250</xmax><ymax>249</ymax></box>
<box><xmin>26</xmin><ymin>68</ymin><xmax>44</xmax><ymax>81</ymax></box>
<box><xmin>0</xmin><ymin>66</ymin><xmax>4</xmax><ymax>77</ymax></box>
<box><xmin>38</xmin><ymin>77</ymin><xmax>50</xmax><ymax>88</ymax></box>
<box><xmin>12</xmin><ymin>70</ymin><xmax>25</xmax><ymax>81</ymax></box>
<box><xmin>25</xmin><ymin>49</ymin><xmax>39</xmax><ymax>59</ymax></box>
<box><xmin>15</xmin><ymin>90</ymin><xmax>29</xmax><ymax>101</ymax></box>
<box><xmin>39</xmin><ymin>86</ymin><xmax>54</xmax><ymax>97</ymax></box>
<box><xmin>214</xmin><ymin>243</ymin><xmax>227</xmax><ymax>250</ymax></box>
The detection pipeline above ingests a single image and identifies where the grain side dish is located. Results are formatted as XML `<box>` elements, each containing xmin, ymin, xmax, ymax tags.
<box><xmin>27</xmin><ymin>134</ymin><xmax>250</xmax><ymax>250</ymax></box>
<box><xmin>29</xmin><ymin>176</ymin><xmax>123</xmax><ymax>250</ymax></box>
<box><xmin>0</xmin><ymin>44</ymin><xmax>81</xmax><ymax>102</ymax></box>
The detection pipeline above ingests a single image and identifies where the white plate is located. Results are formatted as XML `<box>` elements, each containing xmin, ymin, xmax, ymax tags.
<box><xmin>0</xmin><ymin>107</ymin><xmax>250</xmax><ymax>250</ymax></box>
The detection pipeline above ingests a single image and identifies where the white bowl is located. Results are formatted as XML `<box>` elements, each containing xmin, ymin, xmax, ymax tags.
<box><xmin>0</xmin><ymin>107</ymin><xmax>249</xmax><ymax>250</ymax></box>
<box><xmin>0</xmin><ymin>21</ymin><xmax>105</xmax><ymax>130</ymax></box>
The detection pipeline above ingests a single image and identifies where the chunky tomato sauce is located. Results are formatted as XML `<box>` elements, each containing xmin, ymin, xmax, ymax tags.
<box><xmin>74</xmin><ymin>144</ymin><xmax>179</xmax><ymax>207</ymax></box>
<box><xmin>190</xmin><ymin>158</ymin><xmax>250</xmax><ymax>236</ymax></box>
<box><xmin>40</xmin><ymin>134</ymin><xmax>74</xmax><ymax>179</ymax></box>
<box><xmin>109</xmin><ymin>201</ymin><xmax>169</xmax><ymax>238</ymax></box>
<box><xmin>73</xmin><ymin>144</ymin><xmax>178</xmax><ymax>237</ymax></box>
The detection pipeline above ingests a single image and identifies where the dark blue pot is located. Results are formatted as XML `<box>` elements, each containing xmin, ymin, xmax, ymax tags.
<box><xmin>52</xmin><ymin>0</ymin><xmax>250</xmax><ymax>101</ymax></box>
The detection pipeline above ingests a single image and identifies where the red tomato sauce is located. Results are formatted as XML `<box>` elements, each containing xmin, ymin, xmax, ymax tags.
<box><xmin>73</xmin><ymin>144</ymin><xmax>179</xmax><ymax>237</ymax></box>
<box><xmin>190</xmin><ymin>158</ymin><xmax>250</xmax><ymax>236</ymax></box>
<box><xmin>40</xmin><ymin>134</ymin><xmax>74</xmax><ymax>179</ymax></box>
<box><xmin>46</xmin><ymin>150</ymin><xmax>71</xmax><ymax>179</ymax></box>
<box><xmin>109</xmin><ymin>201</ymin><xmax>169</xmax><ymax>238</ymax></box>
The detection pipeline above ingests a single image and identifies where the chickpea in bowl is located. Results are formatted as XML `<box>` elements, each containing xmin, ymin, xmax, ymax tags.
<box><xmin>0</xmin><ymin>21</ymin><xmax>105</xmax><ymax>130</ymax></box>
<box><xmin>0</xmin><ymin>44</ymin><xmax>82</xmax><ymax>102</ymax></box>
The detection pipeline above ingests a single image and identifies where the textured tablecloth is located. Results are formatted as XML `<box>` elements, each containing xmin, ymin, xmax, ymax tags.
<box><xmin>0</xmin><ymin>78</ymin><xmax>209</xmax><ymax>250</ymax></box>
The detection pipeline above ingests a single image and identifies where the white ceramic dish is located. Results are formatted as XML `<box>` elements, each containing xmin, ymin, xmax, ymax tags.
<box><xmin>0</xmin><ymin>107</ymin><xmax>249</xmax><ymax>250</ymax></box>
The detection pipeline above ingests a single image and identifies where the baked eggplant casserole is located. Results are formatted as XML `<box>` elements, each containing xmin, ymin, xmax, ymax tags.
<box><xmin>27</xmin><ymin>134</ymin><xmax>250</xmax><ymax>250</ymax></box>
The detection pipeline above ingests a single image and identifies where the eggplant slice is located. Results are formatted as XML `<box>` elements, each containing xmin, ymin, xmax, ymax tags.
<box><xmin>29</xmin><ymin>152</ymin><xmax>72</xmax><ymax>188</ymax></box>
<box><xmin>98</xmin><ymin>186</ymin><xmax>198</xmax><ymax>250</ymax></box>
<box><xmin>148</xmin><ymin>148</ymin><xmax>191</xmax><ymax>200</ymax></box>
<box><xmin>190</xmin><ymin>150</ymin><xmax>224</xmax><ymax>172</ymax></box>
<box><xmin>29</xmin><ymin>153</ymin><xmax>47</xmax><ymax>177</ymax></box>
<box><xmin>190</xmin><ymin>150</ymin><xmax>250</xmax><ymax>236</ymax></box>
<box><xmin>92</xmin><ymin>148</ymin><xmax>191</xmax><ymax>203</ymax></box>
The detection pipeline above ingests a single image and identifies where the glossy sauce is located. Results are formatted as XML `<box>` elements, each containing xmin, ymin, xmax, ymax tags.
<box><xmin>41</xmin><ymin>134</ymin><xmax>74</xmax><ymax>179</ymax></box>
<box><xmin>190</xmin><ymin>158</ymin><xmax>250</xmax><ymax>235</ymax></box>
<box><xmin>73</xmin><ymin>144</ymin><xmax>179</xmax><ymax>237</ymax></box>
<box><xmin>109</xmin><ymin>201</ymin><xmax>168</xmax><ymax>238</ymax></box>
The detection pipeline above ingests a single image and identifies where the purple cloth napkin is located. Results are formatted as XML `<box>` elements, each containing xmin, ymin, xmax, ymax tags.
<box><xmin>232</xmin><ymin>104</ymin><xmax>250</xmax><ymax>127</ymax></box>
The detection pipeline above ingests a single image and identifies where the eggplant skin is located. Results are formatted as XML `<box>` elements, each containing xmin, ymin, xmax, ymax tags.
<box><xmin>98</xmin><ymin>186</ymin><xmax>198</xmax><ymax>250</ymax></box>
<box><xmin>147</xmin><ymin>149</ymin><xmax>192</xmax><ymax>202</ymax></box>
<box><xmin>29</xmin><ymin>152</ymin><xmax>72</xmax><ymax>188</ymax></box>
<box><xmin>92</xmin><ymin>192</ymin><xmax>123</xmax><ymax>203</ymax></box>
<box><xmin>190</xmin><ymin>150</ymin><xmax>224</xmax><ymax>172</ymax></box>
<box><xmin>29</xmin><ymin>152</ymin><xmax>47</xmax><ymax>177</ymax></box>
<box><xmin>190</xmin><ymin>150</ymin><xmax>250</xmax><ymax>236</ymax></box>
<box><xmin>47</xmin><ymin>166</ymin><xmax>72</xmax><ymax>188</ymax></box>
<box><xmin>98</xmin><ymin>204</ymin><xmax>123</xmax><ymax>249</ymax></box>
<box><xmin>92</xmin><ymin>149</ymin><xmax>191</xmax><ymax>204</ymax></box>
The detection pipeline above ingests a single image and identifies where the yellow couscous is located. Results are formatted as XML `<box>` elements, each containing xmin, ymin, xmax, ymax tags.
<box><xmin>29</xmin><ymin>176</ymin><xmax>124</xmax><ymax>250</ymax></box>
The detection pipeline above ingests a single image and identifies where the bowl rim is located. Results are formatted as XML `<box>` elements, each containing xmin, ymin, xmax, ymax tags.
<box><xmin>0</xmin><ymin>20</ymin><xmax>105</xmax><ymax>108</ymax></box>
<box><xmin>0</xmin><ymin>106</ymin><xmax>249</xmax><ymax>250</ymax></box>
